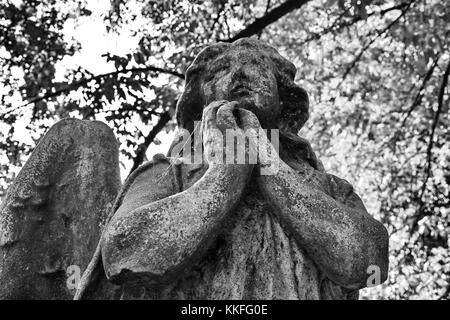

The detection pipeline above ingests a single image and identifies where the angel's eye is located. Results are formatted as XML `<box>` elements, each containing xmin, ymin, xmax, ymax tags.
<box><xmin>203</xmin><ymin>62</ymin><xmax>230</xmax><ymax>83</ymax></box>
<box><xmin>203</xmin><ymin>73</ymin><xmax>215</xmax><ymax>82</ymax></box>
<box><xmin>212</xmin><ymin>62</ymin><xmax>230</xmax><ymax>73</ymax></box>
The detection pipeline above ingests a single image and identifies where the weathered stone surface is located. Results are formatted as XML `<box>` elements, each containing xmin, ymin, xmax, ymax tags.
<box><xmin>0</xmin><ymin>118</ymin><xmax>121</xmax><ymax>299</ymax></box>
<box><xmin>104</xmin><ymin>159</ymin><xmax>363</xmax><ymax>299</ymax></box>
<box><xmin>76</xmin><ymin>38</ymin><xmax>389</xmax><ymax>300</ymax></box>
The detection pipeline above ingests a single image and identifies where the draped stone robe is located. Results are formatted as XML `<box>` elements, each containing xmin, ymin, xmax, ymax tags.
<box><xmin>98</xmin><ymin>153</ymin><xmax>360</xmax><ymax>300</ymax></box>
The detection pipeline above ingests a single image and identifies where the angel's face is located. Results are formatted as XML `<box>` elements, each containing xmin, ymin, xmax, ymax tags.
<box><xmin>200</xmin><ymin>48</ymin><xmax>280</xmax><ymax>129</ymax></box>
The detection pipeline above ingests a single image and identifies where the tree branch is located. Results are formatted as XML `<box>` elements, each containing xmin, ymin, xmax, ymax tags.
<box><xmin>300</xmin><ymin>1</ymin><xmax>411</xmax><ymax>46</ymax></box>
<box><xmin>401</xmin><ymin>54</ymin><xmax>441</xmax><ymax>127</ymax></box>
<box><xmin>211</xmin><ymin>0</ymin><xmax>226</xmax><ymax>32</ymax></box>
<box><xmin>410</xmin><ymin>57</ymin><xmax>450</xmax><ymax>233</ymax></box>
<box><xmin>337</xmin><ymin>0</ymin><xmax>415</xmax><ymax>89</ymax></box>
<box><xmin>224</xmin><ymin>0</ymin><xmax>311</xmax><ymax>42</ymax></box>
<box><xmin>23</xmin><ymin>65</ymin><xmax>183</xmax><ymax>110</ymax></box>
<box><xmin>389</xmin><ymin>54</ymin><xmax>440</xmax><ymax>150</ymax></box>
<box><xmin>257</xmin><ymin>0</ymin><xmax>273</xmax><ymax>38</ymax></box>
<box><xmin>128</xmin><ymin>111</ymin><xmax>172</xmax><ymax>175</ymax></box>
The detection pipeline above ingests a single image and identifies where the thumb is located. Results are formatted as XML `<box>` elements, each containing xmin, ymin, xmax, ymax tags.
<box><xmin>237</xmin><ymin>108</ymin><xmax>260</xmax><ymax>129</ymax></box>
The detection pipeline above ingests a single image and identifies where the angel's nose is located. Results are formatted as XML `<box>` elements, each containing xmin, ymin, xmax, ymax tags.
<box><xmin>231</xmin><ymin>67</ymin><xmax>250</xmax><ymax>82</ymax></box>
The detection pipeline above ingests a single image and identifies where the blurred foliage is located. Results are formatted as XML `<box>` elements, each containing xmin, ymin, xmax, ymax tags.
<box><xmin>0</xmin><ymin>0</ymin><xmax>449</xmax><ymax>299</ymax></box>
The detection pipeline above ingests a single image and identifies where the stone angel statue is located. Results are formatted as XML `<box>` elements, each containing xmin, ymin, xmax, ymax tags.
<box><xmin>0</xmin><ymin>38</ymin><xmax>388</xmax><ymax>300</ymax></box>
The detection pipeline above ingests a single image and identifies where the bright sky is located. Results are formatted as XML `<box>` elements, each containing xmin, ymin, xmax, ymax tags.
<box><xmin>13</xmin><ymin>0</ymin><xmax>175</xmax><ymax>180</ymax></box>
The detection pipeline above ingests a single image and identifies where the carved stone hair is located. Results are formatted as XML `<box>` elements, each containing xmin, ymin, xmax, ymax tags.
<box><xmin>175</xmin><ymin>38</ymin><xmax>310</xmax><ymax>136</ymax></box>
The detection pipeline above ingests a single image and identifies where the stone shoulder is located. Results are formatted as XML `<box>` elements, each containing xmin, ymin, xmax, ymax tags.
<box><xmin>112</xmin><ymin>154</ymin><xmax>184</xmax><ymax>219</ymax></box>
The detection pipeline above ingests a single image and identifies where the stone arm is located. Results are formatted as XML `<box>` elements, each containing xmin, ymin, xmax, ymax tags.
<box><xmin>101</xmin><ymin>161</ymin><xmax>251</xmax><ymax>288</ymax></box>
<box><xmin>257</xmin><ymin>155</ymin><xmax>389</xmax><ymax>290</ymax></box>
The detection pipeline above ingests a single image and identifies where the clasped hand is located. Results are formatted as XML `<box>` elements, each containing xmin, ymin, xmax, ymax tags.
<box><xmin>200</xmin><ymin>100</ymin><xmax>279</xmax><ymax>174</ymax></box>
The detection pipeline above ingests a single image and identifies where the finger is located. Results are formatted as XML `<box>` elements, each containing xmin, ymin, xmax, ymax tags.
<box><xmin>237</xmin><ymin>108</ymin><xmax>261</xmax><ymax>129</ymax></box>
<box><xmin>202</xmin><ymin>100</ymin><xmax>228</xmax><ymax>130</ymax></box>
<box><xmin>201</xmin><ymin>101</ymin><xmax>229</xmax><ymax>150</ymax></box>
<box><xmin>203</xmin><ymin>100</ymin><xmax>228</xmax><ymax>116</ymax></box>
<box><xmin>216</xmin><ymin>101</ymin><xmax>239</xmax><ymax>129</ymax></box>
<box><xmin>201</xmin><ymin>101</ymin><xmax>224</xmax><ymax>135</ymax></box>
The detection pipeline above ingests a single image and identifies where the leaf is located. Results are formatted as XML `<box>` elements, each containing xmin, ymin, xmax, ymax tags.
<box><xmin>130</xmin><ymin>80</ymin><xmax>143</xmax><ymax>92</ymax></box>
<box><xmin>103</xmin><ymin>78</ymin><xmax>115</xmax><ymax>103</ymax></box>
<box><xmin>134</xmin><ymin>52</ymin><xmax>145</xmax><ymax>64</ymax></box>
<box><xmin>117</xmin><ymin>87</ymin><xmax>127</xmax><ymax>100</ymax></box>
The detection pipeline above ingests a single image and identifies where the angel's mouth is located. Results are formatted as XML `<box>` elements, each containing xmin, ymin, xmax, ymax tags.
<box><xmin>230</xmin><ymin>84</ymin><xmax>252</xmax><ymax>95</ymax></box>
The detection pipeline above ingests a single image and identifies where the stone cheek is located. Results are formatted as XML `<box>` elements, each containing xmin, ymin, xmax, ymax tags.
<box><xmin>0</xmin><ymin>118</ymin><xmax>121</xmax><ymax>299</ymax></box>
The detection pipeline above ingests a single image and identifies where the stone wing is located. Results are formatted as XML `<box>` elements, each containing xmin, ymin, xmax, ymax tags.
<box><xmin>0</xmin><ymin>119</ymin><xmax>121</xmax><ymax>299</ymax></box>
